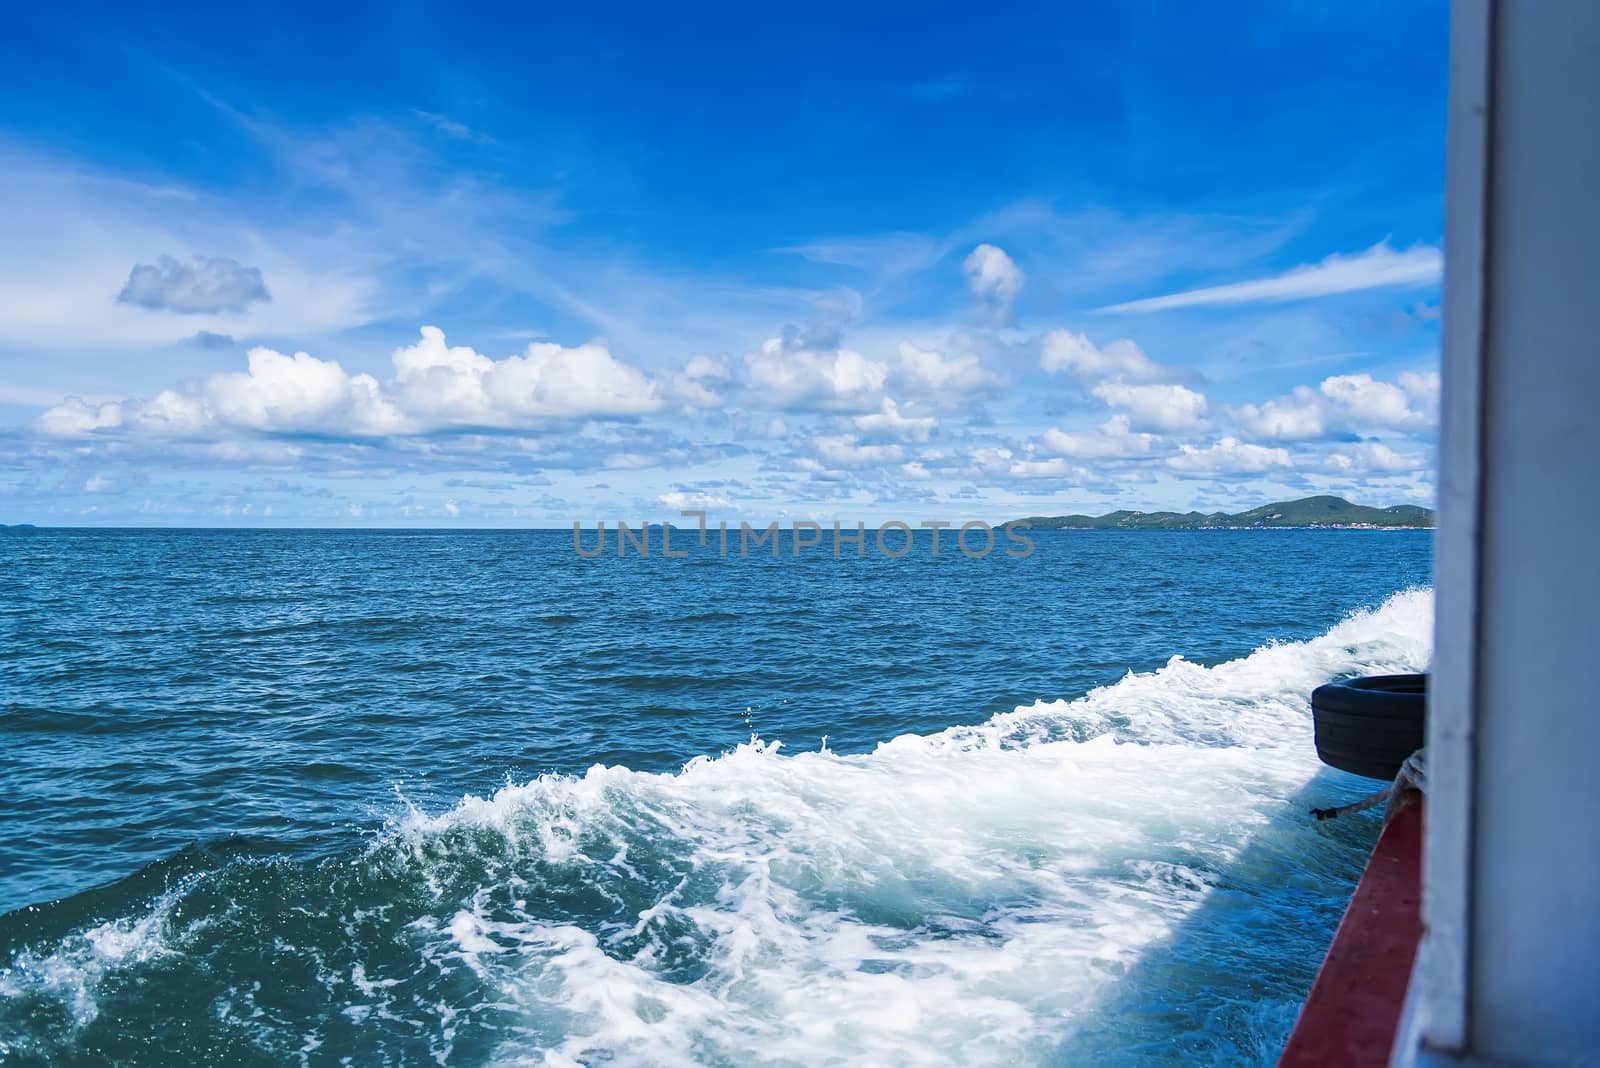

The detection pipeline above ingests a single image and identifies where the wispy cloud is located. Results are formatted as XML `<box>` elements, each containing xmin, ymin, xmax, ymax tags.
<box><xmin>1098</xmin><ymin>240</ymin><xmax>1441</xmax><ymax>314</ymax></box>
<box><xmin>411</xmin><ymin>109</ymin><xmax>493</xmax><ymax>143</ymax></box>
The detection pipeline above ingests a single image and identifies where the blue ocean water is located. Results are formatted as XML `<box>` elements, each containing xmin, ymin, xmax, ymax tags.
<box><xmin>0</xmin><ymin>528</ymin><xmax>1432</xmax><ymax>1065</ymax></box>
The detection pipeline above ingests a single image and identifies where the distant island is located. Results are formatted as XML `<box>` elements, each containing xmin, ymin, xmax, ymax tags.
<box><xmin>1013</xmin><ymin>495</ymin><xmax>1434</xmax><ymax>530</ymax></box>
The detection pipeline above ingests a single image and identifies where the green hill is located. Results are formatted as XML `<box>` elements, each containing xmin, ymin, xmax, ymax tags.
<box><xmin>1015</xmin><ymin>495</ymin><xmax>1434</xmax><ymax>530</ymax></box>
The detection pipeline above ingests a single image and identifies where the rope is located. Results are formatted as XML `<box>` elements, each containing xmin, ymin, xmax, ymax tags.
<box><xmin>1311</xmin><ymin>748</ymin><xmax>1426</xmax><ymax>822</ymax></box>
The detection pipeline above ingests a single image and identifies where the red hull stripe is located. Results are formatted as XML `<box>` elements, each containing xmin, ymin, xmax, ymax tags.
<box><xmin>1279</xmin><ymin>800</ymin><xmax>1425</xmax><ymax>1067</ymax></box>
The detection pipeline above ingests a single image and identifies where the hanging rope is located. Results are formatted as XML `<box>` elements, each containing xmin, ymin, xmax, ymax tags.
<box><xmin>1311</xmin><ymin>748</ymin><xmax>1426</xmax><ymax>822</ymax></box>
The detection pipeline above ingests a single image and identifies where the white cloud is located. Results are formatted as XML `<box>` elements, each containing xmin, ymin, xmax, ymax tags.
<box><xmin>967</xmin><ymin>446</ymin><xmax>1017</xmax><ymax>476</ymax></box>
<box><xmin>1039</xmin><ymin>414</ymin><xmax>1157</xmax><ymax>459</ymax></box>
<box><xmin>392</xmin><ymin>326</ymin><xmax>660</xmax><ymax>425</ymax></box>
<box><xmin>211</xmin><ymin>349</ymin><xmax>403</xmax><ymax>433</ymax></box>
<box><xmin>1091</xmin><ymin>382</ymin><xmax>1208</xmax><ymax>432</ymax></box>
<box><xmin>1007</xmin><ymin>457</ymin><xmax>1090</xmax><ymax>480</ymax></box>
<box><xmin>1229</xmin><ymin>386</ymin><xmax>1327</xmax><ymax>440</ymax></box>
<box><xmin>1229</xmin><ymin>371</ymin><xmax>1437</xmax><ymax>441</ymax></box>
<box><xmin>954</xmin><ymin>444</ymin><xmax>1092</xmax><ymax>484</ymax></box>
<box><xmin>1320</xmin><ymin>441</ymin><xmax>1427</xmax><ymax>475</ymax></box>
<box><xmin>742</xmin><ymin>336</ymin><xmax>888</xmax><ymax>413</ymax></box>
<box><xmin>810</xmin><ymin>435</ymin><xmax>905</xmax><ymax>467</ymax></box>
<box><xmin>1100</xmin><ymin>240</ymin><xmax>1441</xmax><ymax>313</ymax></box>
<box><xmin>683</xmin><ymin>354</ymin><xmax>731</xmax><ymax>381</ymax></box>
<box><xmin>35</xmin><ymin>326</ymin><xmax>663</xmax><ymax>439</ymax></box>
<box><xmin>1319</xmin><ymin>373</ymin><xmax>1429</xmax><ymax>430</ymax></box>
<box><xmin>963</xmin><ymin>243</ymin><xmax>1024</xmax><ymax>315</ymax></box>
<box><xmin>36</xmin><ymin>350</ymin><xmax>399</xmax><ymax>437</ymax></box>
<box><xmin>1168</xmin><ymin>437</ymin><xmax>1292</xmax><ymax>476</ymax></box>
<box><xmin>851</xmin><ymin>398</ymin><xmax>936</xmax><ymax>442</ymax></box>
<box><xmin>892</xmin><ymin>341</ymin><xmax>1000</xmax><ymax>401</ymax></box>
<box><xmin>1039</xmin><ymin>330</ymin><xmax>1170</xmax><ymax>382</ymax></box>
<box><xmin>661</xmin><ymin>354</ymin><xmax>729</xmax><ymax>409</ymax></box>
<box><xmin>1399</xmin><ymin>369</ymin><xmax>1441</xmax><ymax>422</ymax></box>
<box><xmin>664</xmin><ymin>375</ymin><xmax>722</xmax><ymax>409</ymax></box>
<box><xmin>659</xmin><ymin>490</ymin><xmax>732</xmax><ymax>510</ymax></box>
<box><xmin>34</xmin><ymin>399</ymin><xmax>126</xmax><ymax>436</ymax></box>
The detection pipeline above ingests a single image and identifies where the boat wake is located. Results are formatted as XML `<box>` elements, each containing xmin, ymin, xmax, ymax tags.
<box><xmin>0</xmin><ymin>588</ymin><xmax>1433</xmax><ymax>1066</ymax></box>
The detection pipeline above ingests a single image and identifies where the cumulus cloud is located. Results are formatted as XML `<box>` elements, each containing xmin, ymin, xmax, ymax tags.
<box><xmin>390</xmin><ymin>326</ymin><xmax>660</xmax><ymax>426</ymax></box>
<box><xmin>1037</xmin><ymin>329</ymin><xmax>1204</xmax><ymax>435</ymax></box>
<box><xmin>1230</xmin><ymin>370</ymin><xmax>1438</xmax><ymax>440</ymax></box>
<box><xmin>1090</xmin><ymin>382</ymin><xmax>1208</xmax><ymax>432</ymax></box>
<box><xmin>660</xmin><ymin>354</ymin><xmax>730</xmax><ymax>409</ymax></box>
<box><xmin>1229</xmin><ymin>386</ymin><xmax>1327</xmax><ymax>440</ymax></box>
<box><xmin>1320</xmin><ymin>441</ymin><xmax>1428</xmax><ymax>476</ymax></box>
<box><xmin>682</xmin><ymin>354</ymin><xmax>730</xmax><ymax>382</ymax></box>
<box><xmin>851</xmin><ymin>398</ymin><xmax>936</xmax><ymax>442</ymax></box>
<box><xmin>204</xmin><ymin>348</ymin><xmax>401</xmax><ymax>433</ymax></box>
<box><xmin>963</xmin><ymin>244</ymin><xmax>1024</xmax><ymax>316</ymax></box>
<box><xmin>116</xmin><ymin>255</ymin><xmax>271</xmax><ymax>315</ymax></box>
<box><xmin>742</xmin><ymin>335</ymin><xmax>888</xmax><ymax>413</ymax></box>
<box><xmin>663</xmin><ymin>375</ymin><xmax>721</xmax><ymax>409</ymax></box>
<box><xmin>1318</xmin><ymin>373</ymin><xmax>1424</xmax><ymax>429</ymax></box>
<box><xmin>1039</xmin><ymin>414</ymin><xmax>1157</xmax><ymax>459</ymax></box>
<box><xmin>1039</xmin><ymin>330</ymin><xmax>1171</xmax><ymax>383</ymax></box>
<box><xmin>1167</xmin><ymin>437</ymin><xmax>1292</xmax><ymax>477</ymax></box>
<box><xmin>966</xmin><ymin>446</ymin><xmax>1017</xmax><ymax>477</ymax></box>
<box><xmin>35</xmin><ymin>326</ymin><xmax>664</xmax><ymax>439</ymax></box>
<box><xmin>34</xmin><ymin>400</ymin><xmax>125</xmax><ymax>437</ymax></box>
<box><xmin>1100</xmin><ymin>240</ymin><xmax>1441</xmax><ymax>313</ymax></box>
<box><xmin>892</xmin><ymin>341</ymin><xmax>1000</xmax><ymax>401</ymax></box>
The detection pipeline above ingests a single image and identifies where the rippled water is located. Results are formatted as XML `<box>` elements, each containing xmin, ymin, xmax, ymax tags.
<box><xmin>0</xmin><ymin>528</ymin><xmax>1432</xmax><ymax>1065</ymax></box>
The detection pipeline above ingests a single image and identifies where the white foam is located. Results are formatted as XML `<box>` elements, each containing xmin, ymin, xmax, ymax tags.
<box><xmin>387</xmin><ymin>587</ymin><xmax>1433</xmax><ymax>1066</ymax></box>
<box><xmin>0</xmin><ymin>877</ymin><xmax>196</xmax><ymax>1036</ymax></box>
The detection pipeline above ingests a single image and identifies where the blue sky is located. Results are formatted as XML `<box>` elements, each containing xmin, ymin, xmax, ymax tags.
<box><xmin>0</xmin><ymin>3</ymin><xmax>1447</xmax><ymax>526</ymax></box>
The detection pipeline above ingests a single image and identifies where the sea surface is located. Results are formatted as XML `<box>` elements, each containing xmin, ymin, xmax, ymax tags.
<box><xmin>0</xmin><ymin>527</ymin><xmax>1433</xmax><ymax>1066</ymax></box>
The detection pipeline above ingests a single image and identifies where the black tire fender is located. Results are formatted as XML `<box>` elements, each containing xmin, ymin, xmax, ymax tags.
<box><xmin>1311</xmin><ymin>673</ymin><xmax>1427</xmax><ymax>781</ymax></box>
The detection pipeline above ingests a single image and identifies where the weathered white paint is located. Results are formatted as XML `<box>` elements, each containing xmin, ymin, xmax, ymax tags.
<box><xmin>1396</xmin><ymin>2</ymin><xmax>1600</xmax><ymax>1064</ymax></box>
